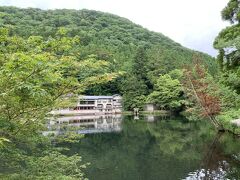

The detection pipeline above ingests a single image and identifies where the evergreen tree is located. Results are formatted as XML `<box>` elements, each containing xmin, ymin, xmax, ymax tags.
<box><xmin>132</xmin><ymin>46</ymin><xmax>153</xmax><ymax>91</ymax></box>
<box><xmin>132</xmin><ymin>46</ymin><xmax>148</xmax><ymax>80</ymax></box>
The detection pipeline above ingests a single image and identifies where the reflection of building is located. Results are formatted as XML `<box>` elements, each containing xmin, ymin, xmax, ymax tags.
<box><xmin>145</xmin><ymin>115</ymin><xmax>155</xmax><ymax>122</ymax></box>
<box><xmin>51</xmin><ymin>95</ymin><xmax>122</xmax><ymax>115</ymax></box>
<box><xmin>43</xmin><ymin>114</ymin><xmax>122</xmax><ymax>135</ymax></box>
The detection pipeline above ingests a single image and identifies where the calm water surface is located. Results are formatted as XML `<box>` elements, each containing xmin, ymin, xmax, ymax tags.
<box><xmin>55</xmin><ymin>115</ymin><xmax>240</xmax><ymax>180</ymax></box>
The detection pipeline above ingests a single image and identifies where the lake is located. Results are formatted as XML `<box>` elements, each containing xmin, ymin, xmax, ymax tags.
<box><xmin>50</xmin><ymin>115</ymin><xmax>240</xmax><ymax>180</ymax></box>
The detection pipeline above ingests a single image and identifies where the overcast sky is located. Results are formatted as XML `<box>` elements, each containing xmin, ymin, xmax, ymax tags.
<box><xmin>1</xmin><ymin>0</ymin><xmax>229</xmax><ymax>56</ymax></box>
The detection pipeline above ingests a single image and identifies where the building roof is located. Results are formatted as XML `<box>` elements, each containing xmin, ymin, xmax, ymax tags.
<box><xmin>79</xmin><ymin>94</ymin><xmax>121</xmax><ymax>100</ymax></box>
<box><xmin>80</xmin><ymin>95</ymin><xmax>113</xmax><ymax>100</ymax></box>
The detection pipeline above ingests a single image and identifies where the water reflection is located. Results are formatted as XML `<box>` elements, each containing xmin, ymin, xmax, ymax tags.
<box><xmin>185</xmin><ymin>132</ymin><xmax>240</xmax><ymax>180</ymax></box>
<box><xmin>44</xmin><ymin>115</ymin><xmax>240</xmax><ymax>179</ymax></box>
<box><xmin>43</xmin><ymin>114</ymin><xmax>123</xmax><ymax>135</ymax></box>
<box><xmin>43</xmin><ymin>114</ymin><xmax>168</xmax><ymax>136</ymax></box>
<box><xmin>57</xmin><ymin>116</ymin><xmax>240</xmax><ymax>180</ymax></box>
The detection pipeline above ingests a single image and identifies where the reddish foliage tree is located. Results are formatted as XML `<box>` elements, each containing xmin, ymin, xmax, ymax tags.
<box><xmin>183</xmin><ymin>55</ymin><xmax>223</xmax><ymax>130</ymax></box>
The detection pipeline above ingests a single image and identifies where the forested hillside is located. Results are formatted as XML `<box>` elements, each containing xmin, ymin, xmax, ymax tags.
<box><xmin>1</xmin><ymin>2</ymin><xmax>240</xmax><ymax>179</ymax></box>
<box><xmin>0</xmin><ymin>6</ymin><xmax>217</xmax><ymax>110</ymax></box>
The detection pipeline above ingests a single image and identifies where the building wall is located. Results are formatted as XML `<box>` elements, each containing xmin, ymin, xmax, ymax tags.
<box><xmin>51</xmin><ymin>95</ymin><xmax>122</xmax><ymax>115</ymax></box>
<box><xmin>113</xmin><ymin>95</ymin><xmax>122</xmax><ymax>113</ymax></box>
<box><xmin>145</xmin><ymin>104</ymin><xmax>156</xmax><ymax>112</ymax></box>
<box><xmin>76</xmin><ymin>95</ymin><xmax>122</xmax><ymax>114</ymax></box>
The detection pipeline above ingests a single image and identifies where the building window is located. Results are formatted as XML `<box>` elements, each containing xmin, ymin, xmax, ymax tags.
<box><xmin>106</xmin><ymin>103</ymin><xmax>112</xmax><ymax>107</ymax></box>
<box><xmin>80</xmin><ymin>101</ymin><xmax>95</xmax><ymax>104</ymax></box>
<box><xmin>76</xmin><ymin>106</ymin><xmax>94</xmax><ymax>110</ymax></box>
<box><xmin>97</xmin><ymin>104</ymin><xmax>103</xmax><ymax>109</ymax></box>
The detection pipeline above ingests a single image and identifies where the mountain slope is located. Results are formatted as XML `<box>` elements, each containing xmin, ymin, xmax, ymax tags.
<box><xmin>0</xmin><ymin>7</ymin><xmax>215</xmax><ymax>68</ymax></box>
<box><xmin>0</xmin><ymin>7</ymin><xmax>218</xmax><ymax>109</ymax></box>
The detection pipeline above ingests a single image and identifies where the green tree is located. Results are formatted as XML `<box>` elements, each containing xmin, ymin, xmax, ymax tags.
<box><xmin>0</xmin><ymin>28</ymin><xmax>118</xmax><ymax>179</ymax></box>
<box><xmin>148</xmin><ymin>74</ymin><xmax>184</xmax><ymax>111</ymax></box>
<box><xmin>132</xmin><ymin>46</ymin><xmax>148</xmax><ymax>80</ymax></box>
<box><xmin>0</xmin><ymin>28</ymin><xmax>117</xmax><ymax>138</ymax></box>
<box><xmin>121</xmin><ymin>75</ymin><xmax>147</xmax><ymax>110</ymax></box>
<box><xmin>214</xmin><ymin>0</ymin><xmax>240</xmax><ymax>70</ymax></box>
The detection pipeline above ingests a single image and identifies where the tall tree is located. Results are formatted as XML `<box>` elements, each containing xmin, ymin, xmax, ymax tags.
<box><xmin>182</xmin><ymin>58</ymin><xmax>223</xmax><ymax>130</ymax></box>
<box><xmin>214</xmin><ymin>0</ymin><xmax>240</xmax><ymax>70</ymax></box>
<box><xmin>121</xmin><ymin>75</ymin><xmax>148</xmax><ymax>110</ymax></box>
<box><xmin>132</xmin><ymin>46</ymin><xmax>148</xmax><ymax>80</ymax></box>
<box><xmin>132</xmin><ymin>46</ymin><xmax>153</xmax><ymax>90</ymax></box>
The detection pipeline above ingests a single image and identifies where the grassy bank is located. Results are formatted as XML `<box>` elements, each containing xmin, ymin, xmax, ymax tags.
<box><xmin>140</xmin><ymin>110</ymin><xmax>172</xmax><ymax>116</ymax></box>
<box><xmin>122</xmin><ymin>110</ymin><xmax>172</xmax><ymax>116</ymax></box>
<box><xmin>216</xmin><ymin>109</ymin><xmax>240</xmax><ymax>135</ymax></box>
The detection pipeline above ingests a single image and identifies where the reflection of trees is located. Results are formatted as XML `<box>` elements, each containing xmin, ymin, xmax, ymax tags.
<box><xmin>186</xmin><ymin>132</ymin><xmax>240</xmax><ymax>179</ymax></box>
<box><xmin>202</xmin><ymin>133</ymin><xmax>225</xmax><ymax>168</ymax></box>
<box><xmin>146</xmin><ymin>119</ymin><xmax>215</xmax><ymax>161</ymax></box>
<box><xmin>61</xmin><ymin>116</ymin><xmax>240</xmax><ymax>180</ymax></box>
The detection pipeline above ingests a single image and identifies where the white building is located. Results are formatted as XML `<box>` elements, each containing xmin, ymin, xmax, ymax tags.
<box><xmin>144</xmin><ymin>103</ymin><xmax>157</xmax><ymax>112</ymax></box>
<box><xmin>51</xmin><ymin>94</ymin><xmax>122</xmax><ymax>115</ymax></box>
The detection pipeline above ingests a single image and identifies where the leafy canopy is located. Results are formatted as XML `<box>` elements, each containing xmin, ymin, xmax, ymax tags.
<box><xmin>148</xmin><ymin>72</ymin><xmax>184</xmax><ymax>110</ymax></box>
<box><xmin>0</xmin><ymin>27</ymin><xmax>118</xmax><ymax>179</ymax></box>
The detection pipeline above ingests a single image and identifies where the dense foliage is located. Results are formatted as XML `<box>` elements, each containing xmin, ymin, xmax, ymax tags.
<box><xmin>148</xmin><ymin>70</ymin><xmax>185</xmax><ymax>111</ymax></box>
<box><xmin>0</xmin><ymin>6</ymin><xmax>217</xmax><ymax>110</ymax></box>
<box><xmin>214</xmin><ymin>0</ymin><xmax>240</xmax><ymax>90</ymax></box>
<box><xmin>210</xmin><ymin>0</ymin><xmax>240</xmax><ymax>132</ymax></box>
<box><xmin>0</xmin><ymin>27</ymin><xmax>118</xmax><ymax>179</ymax></box>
